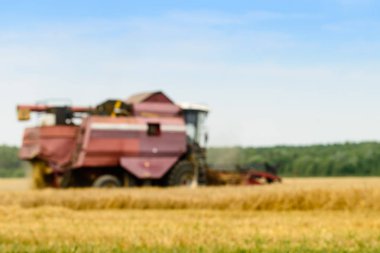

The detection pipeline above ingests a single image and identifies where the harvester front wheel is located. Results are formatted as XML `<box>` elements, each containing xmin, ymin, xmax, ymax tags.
<box><xmin>93</xmin><ymin>175</ymin><xmax>122</xmax><ymax>188</ymax></box>
<box><xmin>166</xmin><ymin>161</ymin><xmax>195</xmax><ymax>186</ymax></box>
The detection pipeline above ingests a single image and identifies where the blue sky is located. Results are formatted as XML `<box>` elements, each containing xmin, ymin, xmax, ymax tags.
<box><xmin>1</xmin><ymin>0</ymin><xmax>380</xmax><ymax>146</ymax></box>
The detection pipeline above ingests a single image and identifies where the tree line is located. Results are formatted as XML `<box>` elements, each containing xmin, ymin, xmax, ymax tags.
<box><xmin>1</xmin><ymin>142</ymin><xmax>380</xmax><ymax>177</ymax></box>
<box><xmin>0</xmin><ymin>145</ymin><xmax>25</xmax><ymax>177</ymax></box>
<box><xmin>207</xmin><ymin>142</ymin><xmax>380</xmax><ymax>176</ymax></box>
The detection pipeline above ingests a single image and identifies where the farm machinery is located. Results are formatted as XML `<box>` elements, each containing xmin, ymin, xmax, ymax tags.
<box><xmin>17</xmin><ymin>91</ymin><xmax>281</xmax><ymax>188</ymax></box>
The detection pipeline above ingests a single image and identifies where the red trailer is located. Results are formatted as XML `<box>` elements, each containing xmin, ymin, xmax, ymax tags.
<box><xmin>17</xmin><ymin>91</ymin><xmax>209</xmax><ymax>188</ymax></box>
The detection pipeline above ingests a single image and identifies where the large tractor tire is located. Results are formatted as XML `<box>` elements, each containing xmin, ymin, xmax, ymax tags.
<box><xmin>93</xmin><ymin>175</ymin><xmax>122</xmax><ymax>188</ymax></box>
<box><xmin>59</xmin><ymin>170</ymin><xmax>73</xmax><ymax>188</ymax></box>
<box><xmin>166</xmin><ymin>160</ymin><xmax>195</xmax><ymax>186</ymax></box>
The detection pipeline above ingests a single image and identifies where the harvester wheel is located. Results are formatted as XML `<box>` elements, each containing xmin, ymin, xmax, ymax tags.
<box><xmin>166</xmin><ymin>161</ymin><xmax>195</xmax><ymax>186</ymax></box>
<box><xmin>93</xmin><ymin>175</ymin><xmax>122</xmax><ymax>188</ymax></box>
<box><xmin>60</xmin><ymin>170</ymin><xmax>73</xmax><ymax>188</ymax></box>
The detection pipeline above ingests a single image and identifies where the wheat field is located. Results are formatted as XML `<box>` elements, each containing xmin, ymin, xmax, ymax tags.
<box><xmin>1</xmin><ymin>178</ymin><xmax>380</xmax><ymax>252</ymax></box>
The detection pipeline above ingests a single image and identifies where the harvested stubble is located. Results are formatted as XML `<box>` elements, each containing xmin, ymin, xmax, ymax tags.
<box><xmin>0</xmin><ymin>177</ymin><xmax>380</xmax><ymax>211</ymax></box>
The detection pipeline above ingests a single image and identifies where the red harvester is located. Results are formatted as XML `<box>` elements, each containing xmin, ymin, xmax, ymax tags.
<box><xmin>17</xmin><ymin>91</ymin><xmax>281</xmax><ymax>188</ymax></box>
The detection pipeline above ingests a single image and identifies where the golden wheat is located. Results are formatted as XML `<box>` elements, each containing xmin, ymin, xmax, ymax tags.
<box><xmin>0</xmin><ymin>177</ymin><xmax>379</xmax><ymax>211</ymax></box>
<box><xmin>0</xmin><ymin>207</ymin><xmax>380</xmax><ymax>252</ymax></box>
<box><xmin>0</xmin><ymin>178</ymin><xmax>380</xmax><ymax>252</ymax></box>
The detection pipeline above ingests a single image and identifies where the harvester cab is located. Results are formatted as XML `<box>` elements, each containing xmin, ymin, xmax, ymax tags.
<box><xmin>179</xmin><ymin>103</ymin><xmax>210</xmax><ymax>185</ymax></box>
<box><xmin>179</xmin><ymin>103</ymin><xmax>209</xmax><ymax>148</ymax></box>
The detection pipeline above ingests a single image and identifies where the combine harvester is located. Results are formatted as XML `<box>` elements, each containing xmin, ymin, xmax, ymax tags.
<box><xmin>17</xmin><ymin>91</ymin><xmax>281</xmax><ymax>188</ymax></box>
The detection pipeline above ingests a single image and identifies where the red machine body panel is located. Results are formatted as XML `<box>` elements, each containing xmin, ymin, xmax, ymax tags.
<box><xmin>120</xmin><ymin>157</ymin><xmax>179</xmax><ymax>179</ymax></box>
<box><xmin>133</xmin><ymin>103</ymin><xmax>181</xmax><ymax>117</ymax></box>
<box><xmin>73</xmin><ymin>115</ymin><xmax>187</xmax><ymax>175</ymax></box>
<box><xmin>19</xmin><ymin>126</ymin><xmax>78</xmax><ymax>170</ymax></box>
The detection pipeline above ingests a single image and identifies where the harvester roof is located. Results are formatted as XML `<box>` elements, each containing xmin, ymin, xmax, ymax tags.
<box><xmin>126</xmin><ymin>91</ymin><xmax>180</xmax><ymax>117</ymax></box>
<box><xmin>126</xmin><ymin>91</ymin><xmax>174</xmax><ymax>104</ymax></box>
<box><xmin>178</xmin><ymin>103</ymin><xmax>209</xmax><ymax>113</ymax></box>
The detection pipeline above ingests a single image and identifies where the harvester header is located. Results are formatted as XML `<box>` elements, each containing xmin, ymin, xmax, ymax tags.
<box><xmin>17</xmin><ymin>104</ymin><xmax>93</xmax><ymax>121</ymax></box>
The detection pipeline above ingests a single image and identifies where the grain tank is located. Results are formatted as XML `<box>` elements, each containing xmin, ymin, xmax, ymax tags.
<box><xmin>17</xmin><ymin>91</ymin><xmax>209</xmax><ymax>188</ymax></box>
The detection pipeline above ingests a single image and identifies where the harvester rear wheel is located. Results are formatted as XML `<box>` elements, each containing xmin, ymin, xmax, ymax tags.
<box><xmin>93</xmin><ymin>175</ymin><xmax>122</xmax><ymax>188</ymax></box>
<box><xmin>166</xmin><ymin>161</ymin><xmax>195</xmax><ymax>186</ymax></box>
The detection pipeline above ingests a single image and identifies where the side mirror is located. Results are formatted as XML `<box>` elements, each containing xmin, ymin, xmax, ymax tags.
<box><xmin>204</xmin><ymin>132</ymin><xmax>209</xmax><ymax>146</ymax></box>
